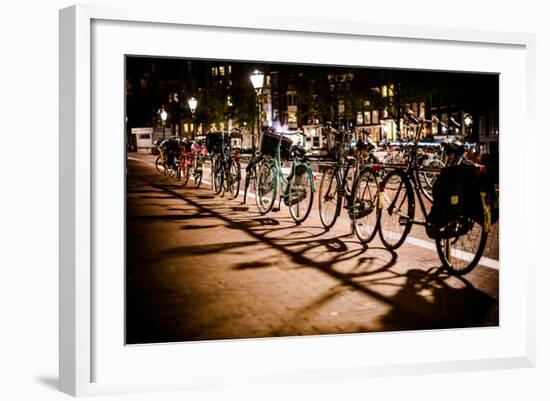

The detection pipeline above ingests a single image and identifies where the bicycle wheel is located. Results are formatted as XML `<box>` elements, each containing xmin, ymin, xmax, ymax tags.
<box><xmin>435</xmin><ymin>192</ymin><xmax>489</xmax><ymax>275</ymax></box>
<box><xmin>318</xmin><ymin>166</ymin><xmax>341</xmax><ymax>229</ymax></box>
<box><xmin>288</xmin><ymin>164</ymin><xmax>314</xmax><ymax>224</ymax></box>
<box><xmin>378</xmin><ymin>169</ymin><xmax>414</xmax><ymax>250</ymax></box>
<box><xmin>255</xmin><ymin>162</ymin><xmax>277</xmax><ymax>214</ymax></box>
<box><xmin>155</xmin><ymin>155</ymin><xmax>164</xmax><ymax>174</ymax></box>
<box><xmin>193</xmin><ymin>156</ymin><xmax>203</xmax><ymax>188</ymax></box>
<box><xmin>287</xmin><ymin>164</ymin><xmax>315</xmax><ymax>224</ymax></box>
<box><xmin>182</xmin><ymin>160</ymin><xmax>191</xmax><ymax>187</ymax></box>
<box><xmin>351</xmin><ymin>167</ymin><xmax>379</xmax><ymax>244</ymax></box>
<box><xmin>212</xmin><ymin>157</ymin><xmax>224</xmax><ymax>195</ymax></box>
<box><xmin>229</xmin><ymin>158</ymin><xmax>241</xmax><ymax>198</ymax></box>
<box><xmin>422</xmin><ymin>157</ymin><xmax>444</xmax><ymax>190</ymax></box>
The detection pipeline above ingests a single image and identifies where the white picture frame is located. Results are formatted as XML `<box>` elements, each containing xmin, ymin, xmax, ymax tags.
<box><xmin>59</xmin><ymin>4</ymin><xmax>536</xmax><ymax>397</ymax></box>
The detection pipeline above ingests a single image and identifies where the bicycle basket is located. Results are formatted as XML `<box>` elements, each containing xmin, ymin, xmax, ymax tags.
<box><xmin>260</xmin><ymin>131</ymin><xmax>293</xmax><ymax>160</ymax></box>
<box><xmin>205</xmin><ymin>132</ymin><xmax>227</xmax><ymax>154</ymax></box>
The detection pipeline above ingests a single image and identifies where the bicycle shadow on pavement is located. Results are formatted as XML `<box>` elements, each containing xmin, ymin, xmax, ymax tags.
<box><xmin>139</xmin><ymin>177</ymin><xmax>498</xmax><ymax>336</ymax></box>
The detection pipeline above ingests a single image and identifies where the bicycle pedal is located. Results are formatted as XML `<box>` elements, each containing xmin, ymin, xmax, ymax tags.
<box><xmin>398</xmin><ymin>216</ymin><xmax>409</xmax><ymax>225</ymax></box>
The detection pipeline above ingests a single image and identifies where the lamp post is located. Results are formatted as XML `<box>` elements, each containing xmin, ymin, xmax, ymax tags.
<box><xmin>249</xmin><ymin>69</ymin><xmax>264</xmax><ymax>151</ymax></box>
<box><xmin>188</xmin><ymin>96</ymin><xmax>198</xmax><ymax>139</ymax></box>
<box><xmin>160</xmin><ymin>108</ymin><xmax>168</xmax><ymax>139</ymax></box>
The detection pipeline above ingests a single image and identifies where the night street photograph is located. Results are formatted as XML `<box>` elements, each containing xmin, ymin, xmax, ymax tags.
<box><xmin>125</xmin><ymin>56</ymin><xmax>499</xmax><ymax>345</ymax></box>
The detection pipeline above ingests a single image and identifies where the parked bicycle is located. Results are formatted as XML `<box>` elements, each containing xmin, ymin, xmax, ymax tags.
<box><xmin>377</xmin><ymin>111</ymin><xmax>492</xmax><ymax>275</ymax></box>
<box><xmin>255</xmin><ymin>130</ymin><xmax>315</xmax><ymax>224</ymax></box>
<box><xmin>208</xmin><ymin>131</ymin><xmax>242</xmax><ymax>198</ymax></box>
<box><xmin>241</xmin><ymin>150</ymin><xmax>264</xmax><ymax>205</ymax></box>
<box><xmin>318</xmin><ymin>126</ymin><xmax>381</xmax><ymax>244</ymax></box>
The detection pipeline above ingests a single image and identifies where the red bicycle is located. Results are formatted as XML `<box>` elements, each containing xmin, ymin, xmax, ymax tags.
<box><xmin>177</xmin><ymin>140</ymin><xmax>194</xmax><ymax>187</ymax></box>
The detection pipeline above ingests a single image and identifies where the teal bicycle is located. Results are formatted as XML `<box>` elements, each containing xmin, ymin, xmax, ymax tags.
<box><xmin>255</xmin><ymin>131</ymin><xmax>315</xmax><ymax>224</ymax></box>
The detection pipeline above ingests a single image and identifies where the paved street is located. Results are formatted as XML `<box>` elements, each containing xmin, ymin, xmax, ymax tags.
<box><xmin>126</xmin><ymin>153</ymin><xmax>499</xmax><ymax>345</ymax></box>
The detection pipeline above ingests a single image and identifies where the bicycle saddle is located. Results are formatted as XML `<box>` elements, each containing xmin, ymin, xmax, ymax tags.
<box><xmin>291</xmin><ymin>144</ymin><xmax>307</xmax><ymax>157</ymax></box>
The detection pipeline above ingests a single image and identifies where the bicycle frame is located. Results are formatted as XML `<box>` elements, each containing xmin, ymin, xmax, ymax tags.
<box><xmin>270</xmin><ymin>136</ymin><xmax>315</xmax><ymax>206</ymax></box>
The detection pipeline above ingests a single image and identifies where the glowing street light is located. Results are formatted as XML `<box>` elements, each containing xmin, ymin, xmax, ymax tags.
<box><xmin>160</xmin><ymin>108</ymin><xmax>168</xmax><ymax>139</ymax></box>
<box><xmin>188</xmin><ymin>97</ymin><xmax>198</xmax><ymax>139</ymax></box>
<box><xmin>188</xmin><ymin>97</ymin><xmax>198</xmax><ymax>114</ymax></box>
<box><xmin>249</xmin><ymin>69</ymin><xmax>265</xmax><ymax>150</ymax></box>
<box><xmin>249</xmin><ymin>69</ymin><xmax>264</xmax><ymax>91</ymax></box>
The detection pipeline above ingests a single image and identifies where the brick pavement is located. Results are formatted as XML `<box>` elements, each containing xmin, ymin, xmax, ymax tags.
<box><xmin>126</xmin><ymin>154</ymin><xmax>499</xmax><ymax>344</ymax></box>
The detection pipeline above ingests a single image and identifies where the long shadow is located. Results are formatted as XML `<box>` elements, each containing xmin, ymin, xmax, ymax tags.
<box><xmin>378</xmin><ymin>269</ymin><xmax>498</xmax><ymax>330</ymax></box>
<box><xmin>139</xmin><ymin>241</ymin><xmax>265</xmax><ymax>263</ymax></box>
<box><xmin>127</xmin><ymin>214</ymin><xmax>209</xmax><ymax>222</ymax></box>
<box><xmin>146</xmin><ymin>179</ymin><xmax>436</xmax><ymax>326</ymax></box>
<box><xmin>130</xmin><ymin>175</ymin><xmax>498</xmax><ymax>337</ymax></box>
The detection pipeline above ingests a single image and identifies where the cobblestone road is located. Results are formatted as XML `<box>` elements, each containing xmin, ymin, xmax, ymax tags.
<box><xmin>126</xmin><ymin>153</ymin><xmax>499</xmax><ymax>344</ymax></box>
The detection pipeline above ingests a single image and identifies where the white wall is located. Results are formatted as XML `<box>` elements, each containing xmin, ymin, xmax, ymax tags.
<box><xmin>0</xmin><ymin>0</ymin><xmax>548</xmax><ymax>400</ymax></box>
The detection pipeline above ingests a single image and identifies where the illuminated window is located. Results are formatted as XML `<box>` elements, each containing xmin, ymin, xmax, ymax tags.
<box><xmin>388</xmin><ymin>84</ymin><xmax>394</xmax><ymax>97</ymax></box>
<box><xmin>363</xmin><ymin>100</ymin><xmax>371</xmax><ymax>108</ymax></box>
<box><xmin>364</xmin><ymin>111</ymin><xmax>371</xmax><ymax>125</ymax></box>
<box><xmin>338</xmin><ymin>100</ymin><xmax>345</xmax><ymax>115</ymax></box>
<box><xmin>356</xmin><ymin>112</ymin><xmax>364</xmax><ymax>125</ymax></box>
<box><xmin>383</xmin><ymin>108</ymin><xmax>389</xmax><ymax>118</ymax></box>
<box><xmin>288</xmin><ymin>112</ymin><xmax>297</xmax><ymax>123</ymax></box>
<box><xmin>211</xmin><ymin>67</ymin><xmax>216</xmax><ymax>76</ymax></box>
<box><xmin>219</xmin><ymin>66</ymin><xmax>225</xmax><ymax>76</ymax></box>
<box><xmin>381</xmin><ymin>85</ymin><xmax>388</xmax><ymax>97</ymax></box>
<box><xmin>372</xmin><ymin>110</ymin><xmax>379</xmax><ymax>124</ymax></box>
<box><xmin>228</xmin><ymin>65</ymin><xmax>232</xmax><ymax>74</ymax></box>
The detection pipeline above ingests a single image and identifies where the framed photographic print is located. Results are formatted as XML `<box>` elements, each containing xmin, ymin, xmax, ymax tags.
<box><xmin>60</xmin><ymin>4</ymin><xmax>536</xmax><ymax>397</ymax></box>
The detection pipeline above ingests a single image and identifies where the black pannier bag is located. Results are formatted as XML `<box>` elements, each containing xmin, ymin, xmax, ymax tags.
<box><xmin>260</xmin><ymin>131</ymin><xmax>293</xmax><ymax>160</ymax></box>
<box><xmin>164</xmin><ymin>138</ymin><xmax>180</xmax><ymax>166</ymax></box>
<box><xmin>426</xmin><ymin>164</ymin><xmax>497</xmax><ymax>239</ymax></box>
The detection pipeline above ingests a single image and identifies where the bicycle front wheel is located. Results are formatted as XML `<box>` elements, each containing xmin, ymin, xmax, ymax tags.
<box><xmin>255</xmin><ymin>162</ymin><xmax>277</xmax><ymax>214</ymax></box>
<box><xmin>351</xmin><ymin>167</ymin><xmax>379</xmax><ymax>244</ymax></box>
<box><xmin>435</xmin><ymin>192</ymin><xmax>490</xmax><ymax>275</ymax></box>
<box><xmin>193</xmin><ymin>157</ymin><xmax>203</xmax><ymax>188</ymax></box>
<box><xmin>229</xmin><ymin>158</ymin><xmax>241</xmax><ymax>198</ymax></box>
<box><xmin>378</xmin><ymin>169</ymin><xmax>414</xmax><ymax>250</ymax></box>
<box><xmin>182</xmin><ymin>160</ymin><xmax>191</xmax><ymax>187</ymax></box>
<box><xmin>212</xmin><ymin>157</ymin><xmax>224</xmax><ymax>195</ymax></box>
<box><xmin>155</xmin><ymin>155</ymin><xmax>164</xmax><ymax>174</ymax></box>
<box><xmin>288</xmin><ymin>164</ymin><xmax>314</xmax><ymax>224</ymax></box>
<box><xmin>318</xmin><ymin>166</ymin><xmax>341</xmax><ymax>229</ymax></box>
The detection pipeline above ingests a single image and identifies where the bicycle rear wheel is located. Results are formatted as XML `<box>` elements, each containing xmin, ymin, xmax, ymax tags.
<box><xmin>318</xmin><ymin>166</ymin><xmax>341</xmax><ymax>229</ymax></box>
<box><xmin>435</xmin><ymin>192</ymin><xmax>490</xmax><ymax>275</ymax></box>
<box><xmin>288</xmin><ymin>164</ymin><xmax>314</xmax><ymax>224</ymax></box>
<box><xmin>378</xmin><ymin>169</ymin><xmax>414</xmax><ymax>250</ymax></box>
<box><xmin>255</xmin><ymin>162</ymin><xmax>277</xmax><ymax>214</ymax></box>
<box><xmin>351</xmin><ymin>167</ymin><xmax>379</xmax><ymax>244</ymax></box>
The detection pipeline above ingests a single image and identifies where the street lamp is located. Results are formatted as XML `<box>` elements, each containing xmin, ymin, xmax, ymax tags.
<box><xmin>249</xmin><ymin>69</ymin><xmax>264</xmax><ymax>151</ymax></box>
<box><xmin>160</xmin><ymin>108</ymin><xmax>168</xmax><ymax>139</ymax></box>
<box><xmin>188</xmin><ymin>96</ymin><xmax>198</xmax><ymax>139</ymax></box>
